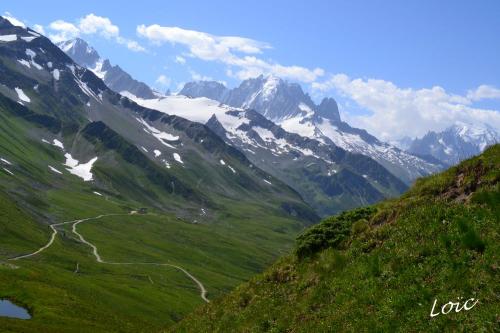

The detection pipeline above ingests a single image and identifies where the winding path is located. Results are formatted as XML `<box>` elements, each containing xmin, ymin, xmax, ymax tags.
<box><xmin>8</xmin><ymin>213</ymin><xmax>209</xmax><ymax>303</ymax></box>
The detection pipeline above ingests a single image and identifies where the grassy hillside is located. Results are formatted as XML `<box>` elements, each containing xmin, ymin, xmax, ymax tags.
<box><xmin>172</xmin><ymin>145</ymin><xmax>499</xmax><ymax>332</ymax></box>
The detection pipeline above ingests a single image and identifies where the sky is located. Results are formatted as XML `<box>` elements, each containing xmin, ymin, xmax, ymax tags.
<box><xmin>2</xmin><ymin>0</ymin><xmax>500</xmax><ymax>141</ymax></box>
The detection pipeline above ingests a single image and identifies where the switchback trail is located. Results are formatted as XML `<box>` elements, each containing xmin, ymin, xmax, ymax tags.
<box><xmin>8</xmin><ymin>213</ymin><xmax>209</xmax><ymax>303</ymax></box>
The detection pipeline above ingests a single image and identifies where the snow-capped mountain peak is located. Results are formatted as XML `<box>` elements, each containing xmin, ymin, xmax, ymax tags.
<box><xmin>57</xmin><ymin>38</ymin><xmax>156</xmax><ymax>99</ymax></box>
<box><xmin>451</xmin><ymin>122</ymin><xmax>498</xmax><ymax>150</ymax></box>
<box><xmin>408</xmin><ymin>122</ymin><xmax>499</xmax><ymax>165</ymax></box>
<box><xmin>178</xmin><ymin>76</ymin><xmax>444</xmax><ymax>184</ymax></box>
<box><xmin>57</xmin><ymin>38</ymin><xmax>100</xmax><ymax>68</ymax></box>
<box><xmin>180</xmin><ymin>75</ymin><xmax>317</xmax><ymax>121</ymax></box>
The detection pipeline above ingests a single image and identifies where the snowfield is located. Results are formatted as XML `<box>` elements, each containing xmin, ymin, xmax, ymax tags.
<box><xmin>64</xmin><ymin>153</ymin><xmax>98</xmax><ymax>181</ymax></box>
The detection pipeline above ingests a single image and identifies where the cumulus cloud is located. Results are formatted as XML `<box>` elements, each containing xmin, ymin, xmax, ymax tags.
<box><xmin>155</xmin><ymin>74</ymin><xmax>171</xmax><ymax>87</ymax></box>
<box><xmin>312</xmin><ymin>74</ymin><xmax>500</xmax><ymax>140</ymax></box>
<box><xmin>47</xmin><ymin>14</ymin><xmax>145</xmax><ymax>52</ymax></box>
<box><xmin>78</xmin><ymin>13</ymin><xmax>119</xmax><ymax>38</ymax></box>
<box><xmin>33</xmin><ymin>24</ymin><xmax>45</xmax><ymax>35</ymax></box>
<box><xmin>137</xmin><ymin>24</ymin><xmax>323</xmax><ymax>83</ymax></box>
<box><xmin>3</xmin><ymin>12</ymin><xmax>26</xmax><ymax>28</ymax></box>
<box><xmin>48</xmin><ymin>20</ymin><xmax>80</xmax><ymax>42</ymax></box>
<box><xmin>466</xmin><ymin>85</ymin><xmax>500</xmax><ymax>101</ymax></box>
<box><xmin>137</xmin><ymin>24</ymin><xmax>270</xmax><ymax>58</ymax></box>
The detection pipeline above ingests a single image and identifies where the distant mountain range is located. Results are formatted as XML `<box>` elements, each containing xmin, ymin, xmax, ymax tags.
<box><xmin>180</xmin><ymin>75</ymin><xmax>444</xmax><ymax>183</ymax></box>
<box><xmin>58</xmin><ymin>36</ymin><xmax>498</xmax><ymax>216</ymax></box>
<box><xmin>407</xmin><ymin>122</ymin><xmax>499</xmax><ymax>166</ymax></box>
<box><xmin>57</xmin><ymin>38</ymin><xmax>417</xmax><ymax>216</ymax></box>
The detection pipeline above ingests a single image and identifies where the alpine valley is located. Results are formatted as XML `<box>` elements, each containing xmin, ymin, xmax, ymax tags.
<box><xmin>0</xmin><ymin>12</ymin><xmax>498</xmax><ymax>333</ymax></box>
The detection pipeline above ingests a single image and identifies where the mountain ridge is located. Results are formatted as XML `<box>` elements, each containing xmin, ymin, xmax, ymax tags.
<box><xmin>57</xmin><ymin>38</ymin><xmax>157</xmax><ymax>99</ymax></box>
<box><xmin>179</xmin><ymin>77</ymin><xmax>444</xmax><ymax>183</ymax></box>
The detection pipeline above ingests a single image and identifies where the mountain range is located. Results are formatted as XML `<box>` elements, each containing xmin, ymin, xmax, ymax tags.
<box><xmin>1</xmin><ymin>15</ymin><xmax>498</xmax><ymax>333</ymax></box>
<box><xmin>179</xmin><ymin>75</ymin><xmax>445</xmax><ymax>184</ymax></box>
<box><xmin>41</xmin><ymin>36</ymin><xmax>499</xmax><ymax>217</ymax></box>
<box><xmin>59</xmin><ymin>37</ymin><xmax>416</xmax><ymax>216</ymax></box>
<box><xmin>406</xmin><ymin>122</ymin><xmax>499</xmax><ymax>165</ymax></box>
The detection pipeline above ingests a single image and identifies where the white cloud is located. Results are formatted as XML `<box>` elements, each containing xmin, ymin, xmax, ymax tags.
<box><xmin>33</xmin><ymin>24</ymin><xmax>45</xmax><ymax>35</ymax></box>
<box><xmin>116</xmin><ymin>36</ymin><xmax>146</xmax><ymax>52</ymax></box>
<box><xmin>175</xmin><ymin>55</ymin><xmax>186</xmax><ymax>64</ymax></box>
<box><xmin>78</xmin><ymin>13</ymin><xmax>119</xmax><ymax>38</ymax></box>
<box><xmin>137</xmin><ymin>24</ymin><xmax>270</xmax><ymax>59</ymax></box>
<box><xmin>47</xmin><ymin>14</ymin><xmax>145</xmax><ymax>52</ymax></box>
<box><xmin>227</xmin><ymin>55</ymin><xmax>324</xmax><ymax>82</ymax></box>
<box><xmin>155</xmin><ymin>74</ymin><xmax>171</xmax><ymax>87</ymax></box>
<box><xmin>467</xmin><ymin>85</ymin><xmax>500</xmax><ymax>101</ymax></box>
<box><xmin>48</xmin><ymin>20</ymin><xmax>80</xmax><ymax>42</ymax></box>
<box><xmin>312</xmin><ymin>74</ymin><xmax>500</xmax><ymax>140</ymax></box>
<box><xmin>137</xmin><ymin>24</ymin><xmax>323</xmax><ymax>83</ymax></box>
<box><xmin>3</xmin><ymin>12</ymin><xmax>26</xmax><ymax>28</ymax></box>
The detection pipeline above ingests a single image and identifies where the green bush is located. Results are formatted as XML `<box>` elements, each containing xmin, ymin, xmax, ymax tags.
<box><xmin>295</xmin><ymin>206</ymin><xmax>376</xmax><ymax>259</ymax></box>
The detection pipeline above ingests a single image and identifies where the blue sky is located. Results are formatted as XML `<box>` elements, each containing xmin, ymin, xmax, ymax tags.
<box><xmin>2</xmin><ymin>0</ymin><xmax>500</xmax><ymax>140</ymax></box>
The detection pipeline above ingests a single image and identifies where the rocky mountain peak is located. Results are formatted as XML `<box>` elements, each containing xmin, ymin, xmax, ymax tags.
<box><xmin>180</xmin><ymin>80</ymin><xmax>228</xmax><ymax>101</ymax></box>
<box><xmin>316</xmin><ymin>97</ymin><xmax>341</xmax><ymax>123</ymax></box>
<box><xmin>57</xmin><ymin>38</ymin><xmax>100</xmax><ymax>68</ymax></box>
<box><xmin>58</xmin><ymin>38</ymin><xmax>156</xmax><ymax>99</ymax></box>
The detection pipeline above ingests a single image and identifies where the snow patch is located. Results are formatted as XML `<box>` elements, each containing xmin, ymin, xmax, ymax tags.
<box><xmin>154</xmin><ymin>149</ymin><xmax>162</xmax><ymax>157</ymax></box>
<box><xmin>93</xmin><ymin>191</ymin><xmax>103</xmax><ymax>196</ymax></box>
<box><xmin>48</xmin><ymin>166</ymin><xmax>62</xmax><ymax>174</ymax></box>
<box><xmin>1</xmin><ymin>158</ymin><xmax>12</xmax><ymax>165</ymax></box>
<box><xmin>3</xmin><ymin>168</ymin><xmax>14</xmax><ymax>175</ymax></box>
<box><xmin>64</xmin><ymin>153</ymin><xmax>97</xmax><ymax>181</ymax></box>
<box><xmin>15</xmin><ymin>88</ymin><xmax>30</xmax><ymax>103</ymax></box>
<box><xmin>253</xmin><ymin>127</ymin><xmax>276</xmax><ymax>142</ymax></box>
<box><xmin>52</xmin><ymin>139</ymin><xmax>64</xmax><ymax>150</ymax></box>
<box><xmin>17</xmin><ymin>59</ymin><xmax>30</xmax><ymax>68</ymax></box>
<box><xmin>91</xmin><ymin>59</ymin><xmax>107</xmax><ymax>79</ymax></box>
<box><xmin>136</xmin><ymin>118</ymin><xmax>179</xmax><ymax>148</ymax></box>
<box><xmin>25</xmin><ymin>49</ymin><xmax>43</xmax><ymax>70</ymax></box>
<box><xmin>263</xmin><ymin>179</ymin><xmax>272</xmax><ymax>185</ymax></box>
<box><xmin>21</xmin><ymin>36</ymin><xmax>37</xmax><ymax>42</ymax></box>
<box><xmin>52</xmin><ymin>69</ymin><xmax>60</xmax><ymax>80</ymax></box>
<box><xmin>0</xmin><ymin>34</ymin><xmax>17</xmax><ymax>42</ymax></box>
<box><xmin>173</xmin><ymin>153</ymin><xmax>183</xmax><ymax>164</ymax></box>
